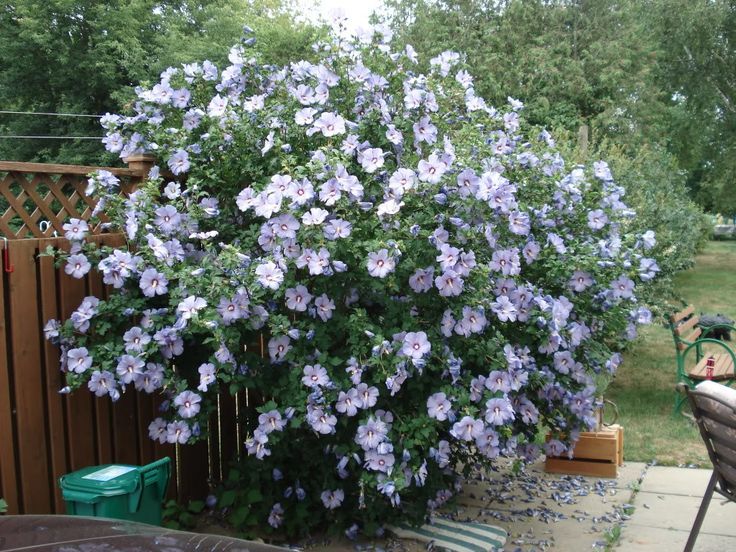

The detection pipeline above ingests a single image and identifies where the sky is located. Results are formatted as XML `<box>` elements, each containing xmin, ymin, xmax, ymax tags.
<box><xmin>297</xmin><ymin>0</ymin><xmax>383</xmax><ymax>31</ymax></box>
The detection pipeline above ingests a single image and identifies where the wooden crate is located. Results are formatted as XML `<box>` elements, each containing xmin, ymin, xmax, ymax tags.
<box><xmin>544</xmin><ymin>425</ymin><xmax>624</xmax><ymax>478</ymax></box>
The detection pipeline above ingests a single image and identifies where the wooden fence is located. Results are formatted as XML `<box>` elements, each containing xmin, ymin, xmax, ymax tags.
<box><xmin>0</xmin><ymin>159</ymin><xmax>247</xmax><ymax>515</ymax></box>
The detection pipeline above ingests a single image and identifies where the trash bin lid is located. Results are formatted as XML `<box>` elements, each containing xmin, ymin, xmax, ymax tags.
<box><xmin>60</xmin><ymin>464</ymin><xmax>140</xmax><ymax>497</ymax></box>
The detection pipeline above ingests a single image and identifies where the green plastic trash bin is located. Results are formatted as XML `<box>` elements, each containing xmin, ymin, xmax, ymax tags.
<box><xmin>59</xmin><ymin>457</ymin><xmax>171</xmax><ymax>526</ymax></box>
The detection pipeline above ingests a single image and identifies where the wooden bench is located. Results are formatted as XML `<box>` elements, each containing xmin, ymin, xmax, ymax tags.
<box><xmin>670</xmin><ymin>305</ymin><xmax>736</xmax><ymax>415</ymax></box>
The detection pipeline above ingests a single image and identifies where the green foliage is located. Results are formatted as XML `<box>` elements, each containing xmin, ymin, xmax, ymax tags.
<box><xmin>382</xmin><ymin>0</ymin><xmax>735</xmax><ymax>214</ymax></box>
<box><xmin>0</xmin><ymin>0</ymin><xmax>320</xmax><ymax>164</ymax></box>
<box><xmin>162</xmin><ymin>498</ymin><xmax>205</xmax><ymax>530</ymax></box>
<box><xmin>0</xmin><ymin>498</ymin><xmax>7</xmax><ymax>514</ymax></box>
<box><xmin>558</xmin><ymin>134</ymin><xmax>709</xmax><ymax>310</ymax></box>
<box><xmin>383</xmin><ymin>0</ymin><xmax>669</xmax><ymax>146</ymax></box>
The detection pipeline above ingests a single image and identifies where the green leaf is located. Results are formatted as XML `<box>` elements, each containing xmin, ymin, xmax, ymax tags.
<box><xmin>228</xmin><ymin>505</ymin><xmax>250</xmax><ymax>527</ymax></box>
<box><xmin>188</xmin><ymin>500</ymin><xmax>205</xmax><ymax>513</ymax></box>
<box><xmin>219</xmin><ymin>489</ymin><xmax>237</xmax><ymax>507</ymax></box>
<box><xmin>246</xmin><ymin>489</ymin><xmax>263</xmax><ymax>504</ymax></box>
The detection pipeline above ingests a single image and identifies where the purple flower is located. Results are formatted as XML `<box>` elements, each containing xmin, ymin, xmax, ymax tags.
<box><xmin>314</xmin><ymin>293</ymin><xmax>335</xmax><ymax>321</ymax></box>
<box><xmin>359</xmin><ymin>147</ymin><xmax>385</xmax><ymax>173</ymax></box>
<box><xmin>553</xmin><ymin>351</ymin><xmax>575</xmax><ymax>374</ymax></box>
<box><xmin>62</xmin><ymin>218</ymin><xmax>89</xmax><ymax>241</ymax></box>
<box><xmin>302</xmin><ymin>364</ymin><xmax>329</xmax><ymax>387</ymax></box>
<box><xmin>207</xmin><ymin>94</ymin><xmax>228</xmax><ymax>117</ymax></box>
<box><xmin>174</xmin><ymin>390</ymin><xmax>202</xmax><ymax>418</ymax></box>
<box><xmin>610</xmin><ymin>275</ymin><xmax>635</xmax><ymax>299</ymax></box>
<box><xmin>313</xmin><ymin>112</ymin><xmax>346</xmax><ymax>137</ymax></box>
<box><xmin>427</xmin><ymin>392</ymin><xmax>451</xmax><ymax>421</ymax></box>
<box><xmin>268</xmin><ymin>503</ymin><xmax>284</xmax><ymax>528</ymax></box>
<box><xmin>523</xmin><ymin>241</ymin><xmax>540</xmax><ymax>263</ymax></box>
<box><xmin>139</xmin><ymin>268</ymin><xmax>168</xmax><ymax>297</ymax></box>
<box><xmin>246</xmin><ymin>429</ymin><xmax>271</xmax><ymax>459</ymax></box>
<box><xmin>123</xmin><ymin>327</ymin><xmax>150</xmax><ymax>353</ymax></box>
<box><xmin>87</xmin><ymin>370</ymin><xmax>117</xmax><ymax>397</ymax></box>
<box><xmin>639</xmin><ymin>258</ymin><xmax>660</xmax><ymax>281</ymax></box>
<box><xmin>336</xmin><ymin>388</ymin><xmax>362</xmax><ymax>416</ymax></box>
<box><xmin>302</xmin><ymin>207</ymin><xmax>329</xmax><ymax>226</ymax></box>
<box><xmin>166</xmin><ymin>421</ymin><xmax>192</xmax><ymax>444</ymax></box>
<box><xmin>485</xmin><ymin>371</ymin><xmax>512</xmax><ymax>394</ymax></box>
<box><xmin>409</xmin><ymin>267</ymin><xmax>434</xmax><ymax>293</ymax></box>
<box><xmin>65</xmin><ymin>253</ymin><xmax>91</xmax><ymax>279</ymax></box>
<box><xmin>587</xmin><ymin>209</ymin><xmax>608</xmax><ymax>230</ymax></box>
<box><xmin>508</xmin><ymin>211</ymin><xmax>531</xmax><ymax>236</ymax></box>
<box><xmin>177</xmin><ymin>295</ymin><xmax>207</xmax><ymax>320</ymax></box>
<box><xmin>268</xmin><ymin>335</ymin><xmax>291</xmax><ymax>363</ymax></box>
<box><xmin>116</xmin><ymin>354</ymin><xmax>145</xmax><ymax>384</ymax></box>
<box><xmin>308</xmin><ymin>408</ymin><xmax>337</xmax><ymax>434</ymax></box>
<box><xmin>417</xmin><ymin>153</ymin><xmax>448</xmax><ymax>183</ymax></box>
<box><xmin>367</xmin><ymin>249</ymin><xmax>395</xmax><ymax>278</ymax></box>
<box><xmin>402</xmin><ymin>331</ymin><xmax>431</xmax><ymax>359</ymax></box>
<box><xmin>255</xmin><ymin>261</ymin><xmax>284</xmax><ymax>290</ymax></box>
<box><xmin>355</xmin><ymin>417</ymin><xmax>388</xmax><ymax>450</ymax></box>
<box><xmin>67</xmin><ymin>347</ymin><xmax>92</xmax><ymax>373</ymax></box>
<box><xmin>436</xmin><ymin>243</ymin><xmax>460</xmax><ymax>271</ymax></box>
<box><xmin>168</xmin><ymin>149</ymin><xmax>190</xmax><ymax>175</ymax></box>
<box><xmin>148</xmin><ymin>418</ymin><xmax>168</xmax><ymax>444</ymax></box>
<box><xmin>258</xmin><ymin>409</ymin><xmax>287</xmax><ymax>433</ymax></box>
<box><xmin>484</xmin><ymin>398</ymin><xmax>515</xmax><ymax>426</ymax></box>
<box><xmin>569</xmin><ymin>270</ymin><xmax>593</xmax><ymax>292</ymax></box>
<box><xmin>435</xmin><ymin>270</ymin><xmax>464</xmax><ymax>297</ymax></box>
<box><xmin>456</xmin><ymin>306</ymin><xmax>486</xmax><ymax>335</ymax></box>
<box><xmin>197</xmin><ymin>363</ymin><xmax>216</xmax><ymax>392</ymax></box>
<box><xmin>491</xmin><ymin>295</ymin><xmax>517</xmax><ymax>322</ymax></box>
<box><xmin>320</xmin><ymin>489</ymin><xmax>345</xmax><ymax>509</ymax></box>
<box><xmin>285</xmin><ymin>285</ymin><xmax>313</xmax><ymax>312</ymax></box>
<box><xmin>356</xmin><ymin>383</ymin><xmax>379</xmax><ymax>408</ymax></box>
<box><xmin>451</xmin><ymin>416</ymin><xmax>483</xmax><ymax>441</ymax></box>
<box><xmin>154</xmin><ymin>205</ymin><xmax>182</xmax><ymax>234</ymax></box>
<box><xmin>365</xmin><ymin>451</ymin><xmax>395</xmax><ymax>473</ymax></box>
<box><xmin>413</xmin><ymin>116</ymin><xmax>437</xmax><ymax>144</ymax></box>
<box><xmin>544</xmin><ymin>439</ymin><xmax>566</xmax><ymax>457</ymax></box>
<box><xmin>489</xmin><ymin>248</ymin><xmax>521</xmax><ymax>276</ymax></box>
<box><xmin>516</xmin><ymin>397</ymin><xmax>539</xmax><ymax>424</ymax></box>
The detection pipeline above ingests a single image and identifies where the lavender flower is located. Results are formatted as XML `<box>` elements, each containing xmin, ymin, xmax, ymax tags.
<box><xmin>87</xmin><ymin>370</ymin><xmax>117</xmax><ymax>397</ymax></box>
<box><xmin>174</xmin><ymin>390</ymin><xmax>202</xmax><ymax>418</ymax></box>
<box><xmin>401</xmin><ymin>331</ymin><xmax>431</xmax><ymax>359</ymax></box>
<box><xmin>65</xmin><ymin>254</ymin><xmax>91</xmax><ymax>279</ymax></box>
<box><xmin>67</xmin><ymin>347</ymin><xmax>92</xmax><ymax>373</ymax></box>
<box><xmin>302</xmin><ymin>364</ymin><xmax>329</xmax><ymax>387</ymax></box>
<box><xmin>139</xmin><ymin>268</ymin><xmax>168</xmax><ymax>297</ymax></box>
<box><xmin>285</xmin><ymin>285</ymin><xmax>313</xmax><ymax>312</ymax></box>
<box><xmin>168</xmin><ymin>149</ymin><xmax>190</xmax><ymax>175</ymax></box>
<box><xmin>426</xmin><ymin>392</ymin><xmax>451</xmax><ymax>421</ymax></box>
<box><xmin>166</xmin><ymin>421</ymin><xmax>192</xmax><ymax>444</ymax></box>
<box><xmin>367</xmin><ymin>249</ymin><xmax>395</xmax><ymax>278</ymax></box>
<box><xmin>320</xmin><ymin>488</ymin><xmax>345</xmax><ymax>509</ymax></box>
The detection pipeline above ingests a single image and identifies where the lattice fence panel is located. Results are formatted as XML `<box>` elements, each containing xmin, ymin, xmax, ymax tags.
<box><xmin>0</xmin><ymin>171</ymin><xmax>109</xmax><ymax>239</ymax></box>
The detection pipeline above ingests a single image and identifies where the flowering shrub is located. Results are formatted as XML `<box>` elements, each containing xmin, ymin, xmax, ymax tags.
<box><xmin>47</xmin><ymin>24</ymin><xmax>657</xmax><ymax>536</ymax></box>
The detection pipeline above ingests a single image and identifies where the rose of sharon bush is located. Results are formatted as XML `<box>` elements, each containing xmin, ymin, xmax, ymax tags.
<box><xmin>47</xmin><ymin>24</ymin><xmax>657</xmax><ymax>536</ymax></box>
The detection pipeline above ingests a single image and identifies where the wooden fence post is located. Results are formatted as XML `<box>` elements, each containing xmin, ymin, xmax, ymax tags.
<box><xmin>123</xmin><ymin>154</ymin><xmax>156</xmax><ymax>191</ymax></box>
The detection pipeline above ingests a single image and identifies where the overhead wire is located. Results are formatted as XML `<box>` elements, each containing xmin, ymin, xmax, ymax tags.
<box><xmin>0</xmin><ymin>110</ymin><xmax>103</xmax><ymax>118</ymax></box>
<box><xmin>0</xmin><ymin>135</ymin><xmax>102</xmax><ymax>140</ymax></box>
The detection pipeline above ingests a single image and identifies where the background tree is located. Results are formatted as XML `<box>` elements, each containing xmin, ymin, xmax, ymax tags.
<box><xmin>0</xmin><ymin>0</ymin><xmax>318</xmax><ymax>164</ymax></box>
<box><xmin>647</xmin><ymin>0</ymin><xmax>736</xmax><ymax>213</ymax></box>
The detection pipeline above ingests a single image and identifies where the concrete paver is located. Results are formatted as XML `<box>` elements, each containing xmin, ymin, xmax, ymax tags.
<box><xmin>629</xmin><ymin>491</ymin><xmax>736</xmax><ymax>536</ymax></box>
<box><xmin>638</xmin><ymin>465</ymin><xmax>713</xmax><ymax>497</ymax></box>
<box><xmin>618</xmin><ymin>525</ymin><xmax>736</xmax><ymax>552</ymax></box>
<box><xmin>623</xmin><ymin>465</ymin><xmax>736</xmax><ymax>551</ymax></box>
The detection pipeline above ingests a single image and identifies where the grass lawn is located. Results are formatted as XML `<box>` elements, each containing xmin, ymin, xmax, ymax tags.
<box><xmin>606</xmin><ymin>240</ymin><xmax>736</xmax><ymax>466</ymax></box>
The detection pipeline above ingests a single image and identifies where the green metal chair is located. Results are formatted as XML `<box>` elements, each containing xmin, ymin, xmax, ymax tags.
<box><xmin>670</xmin><ymin>305</ymin><xmax>736</xmax><ymax>415</ymax></box>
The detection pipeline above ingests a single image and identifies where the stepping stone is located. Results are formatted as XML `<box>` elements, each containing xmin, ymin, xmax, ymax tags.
<box><xmin>388</xmin><ymin>518</ymin><xmax>507</xmax><ymax>551</ymax></box>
